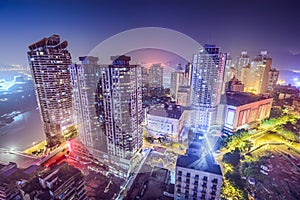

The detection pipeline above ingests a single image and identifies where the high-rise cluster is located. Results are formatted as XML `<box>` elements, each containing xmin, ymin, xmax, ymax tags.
<box><xmin>227</xmin><ymin>51</ymin><xmax>279</xmax><ymax>94</ymax></box>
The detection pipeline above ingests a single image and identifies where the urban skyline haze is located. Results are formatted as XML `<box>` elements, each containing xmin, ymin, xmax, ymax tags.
<box><xmin>0</xmin><ymin>0</ymin><xmax>300</xmax><ymax>71</ymax></box>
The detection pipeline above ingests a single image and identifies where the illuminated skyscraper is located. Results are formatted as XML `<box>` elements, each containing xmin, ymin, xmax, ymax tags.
<box><xmin>236</xmin><ymin>51</ymin><xmax>250</xmax><ymax>79</ymax></box>
<box><xmin>171</xmin><ymin>64</ymin><xmax>192</xmax><ymax>104</ymax></box>
<box><xmin>222</xmin><ymin>54</ymin><xmax>234</xmax><ymax>93</ymax></box>
<box><xmin>148</xmin><ymin>64</ymin><xmax>163</xmax><ymax>89</ymax></box>
<box><xmin>190</xmin><ymin>45</ymin><xmax>226</xmax><ymax>131</ymax></box>
<box><xmin>170</xmin><ymin>66</ymin><xmax>187</xmax><ymax>101</ymax></box>
<box><xmin>240</xmin><ymin>64</ymin><xmax>251</xmax><ymax>91</ymax></box>
<box><xmin>28</xmin><ymin>35</ymin><xmax>75</xmax><ymax>147</ymax></box>
<box><xmin>245</xmin><ymin>51</ymin><xmax>272</xmax><ymax>94</ymax></box>
<box><xmin>268</xmin><ymin>68</ymin><xmax>279</xmax><ymax>92</ymax></box>
<box><xmin>70</xmin><ymin>56</ymin><xmax>106</xmax><ymax>157</ymax></box>
<box><xmin>141</xmin><ymin>66</ymin><xmax>149</xmax><ymax>96</ymax></box>
<box><xmin>100</xmin><ymin>55</ymin><xmax>143</xmax><ymax>173</ymax></box>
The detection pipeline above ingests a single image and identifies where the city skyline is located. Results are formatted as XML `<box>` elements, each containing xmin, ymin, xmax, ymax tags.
<box><xmin>1</xmin><ymin>1</ymin><xmax>300</xmax><ymax>200</ymax></box>
<box><xmin>0</xmin><ymin>0</ymin><xmax>300</xmax><ymax>71</ymax></box>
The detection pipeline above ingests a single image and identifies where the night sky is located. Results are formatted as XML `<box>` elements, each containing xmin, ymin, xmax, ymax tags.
<box><xmin>0</xmin><ymin>0</ymin><xmax>300</xmax><ymax>70</ymax></box>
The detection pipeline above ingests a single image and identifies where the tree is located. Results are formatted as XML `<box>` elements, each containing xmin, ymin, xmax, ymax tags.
<box><xmin>222</xmin><ymin>148</ymin><xmax>241</xmax><ymax>167</ymax></box>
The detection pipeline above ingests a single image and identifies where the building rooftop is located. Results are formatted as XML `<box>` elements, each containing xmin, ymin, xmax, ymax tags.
<box><xmin>125</xmin><ymin>165</ymin><xmax>173</xmax><ymax>200</ymax></box>
<box><xmin>227</xmin><ymin>76</ymin><xmax>243</xmax><ymax>85</ymax></box>
<box><xmin>22</xmin><ymin>162</ymin><xmax>83</xmax><ymax>197</ymax></box>
<box><xmin>148</xmin><ymin>103</ymin><xmax>183</xmax><ymax>119</ymax></box>
<box><xmin>222</xmin><ymin>92</ymin><xmax>272</xmax><ymax>106</ymax></box>
<box><xmin>275</xmin><ymin>84</ymin><xmax>299</xmax><ymax>94</ymax></box>
<box><xmin>176</xmin><ymin>153</ymin><xmax>222</xmax><ymax>176</ymax></box>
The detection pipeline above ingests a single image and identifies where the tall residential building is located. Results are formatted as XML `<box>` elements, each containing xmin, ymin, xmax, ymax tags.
<box><xmin>190</xmin><ymin>44</ymin><xmax>226</xmax><ymax>131</ymax></box>
<box><xmin>141</xmin><ymin>66</ymin><xmax>149</xmax><ymax>96</ymax></box>
<box><xmin>70</xmin><ymin>56</ymin><xmax>107</xmax><ymax>158</ymax></box>
<box><xmin>236</xmin><ymin>51</ymin><xmax>250</xmax><ymax>79</ymax></box>
<box><xmin>170</xmin><ymin>67</ymin><xmax>188</xmax><ymax>101</ymax></box>
<box><xmin>268</xmin><ymin>68</ymin><xmax>279</xmax><ymax>92</ymax></box>
<box><xmin>222</xmin><ymin>54</ymin><xmax>234</xmax><ymax>93</ymax></box>
<box><xmin>100</xmin><ymin>55</ymin><xmax>143</xmax><ymax>173</ymax></box>
<box><xmin>148</xmin><ymin>64</ymin><xmax>163</xmax><ymax>89</ymax></box>
<box><xmin>240</xmin><ymin>64</ymin><xmax>251</xmax><ymax>91</ymax></box>
<box><xmin>28</xmin><ymin>34</ymin><xmax>75</xmax><ymax>147</ymax></box>
<box><xmin>245</xmin><ymin>51</ymin><xmax>272</xmax><ymax>94</ymax></box>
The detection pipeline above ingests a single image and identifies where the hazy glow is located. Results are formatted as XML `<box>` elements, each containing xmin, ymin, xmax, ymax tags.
<box><xmin>89</xmin><ymin>27</ymin><xmax>202</xmax><ymax>63</ymax></box>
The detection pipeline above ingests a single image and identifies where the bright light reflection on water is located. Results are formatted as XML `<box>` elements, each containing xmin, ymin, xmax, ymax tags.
<box><xmin>0</xmin><ymin>109</ymin><xmax>44</xmax><ymax>151</ymax></box>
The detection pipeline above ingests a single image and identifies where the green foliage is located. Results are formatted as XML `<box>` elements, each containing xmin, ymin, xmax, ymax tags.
<box><xmin>225</xmin><ymin>171</ymin><xmax>245</xmax><ymax>190</ymax></box>
<box><xmin>269</xmin><ymin>107</ymin><xmax>283</xmax><ymax>118</ymax></box>
<box><xmin>224</xmin><ymin>171</ymin><xmax>248</xmax><ymax>200</ymax></box>
<box><xmin>222</xmin><ymin>148</ymin><xmax>241</xmax><ymax>167</ymax></box>
<box><xmin>240</xmin><ymin>156</ymin><xmax>267</xmax><ymax>182</ymax></box>
<box><xmin>221</xmin><ymin>179</ymin><xmax>247</xmax><ymax>200</ymax></box>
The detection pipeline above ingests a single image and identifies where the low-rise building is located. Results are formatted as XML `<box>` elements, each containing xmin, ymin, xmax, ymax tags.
<box><xmin>146</xmin><ymin>102</ymin><xmax>185</xmax><ymax>142</ymax></box>
<box><xmin>175</xmin><ymin>135</ymin><xmax>222</xmax><ymax>200</ymax></box>
<box><xmin>274</xmin><ymin>84</ymin><xmax>300</xmax><ymax>100</ymax></box>
<box><xmin>20</xmin><ymin>163</ymin><xmax>87</xmax><ymax>200</ymax></box>
<box><xmin>0</xmin><ymin>163</ymin><xmax>22</xmax><ymax>200</ymax></box>
<box><xmin>222</xmin><ymin>92</ymin><xmax>273</xmax><ymax>133</ymax></box>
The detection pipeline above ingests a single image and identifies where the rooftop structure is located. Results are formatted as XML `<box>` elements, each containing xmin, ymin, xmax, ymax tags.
<box><xmin>225</xmin><ymin>76</ymin><xmax>244</xmax><ymax>92</ymax></box>
<box><xmin>176</xmin><ymin>154</ymin><xmax>222</xmax><ymax>176</ymax></box>
<box><xmin>148</xmin><ymin>102</ymin><xmax>183</xmax><ymax>119</ymax></box>
<box><xmin>222</xmin><ymin>91</ymin><xmax>271</xmax><ymax>106</ymax></box>
<box><xmin>21</xmin><ymin>162</ymin><xmax>86</xmax><ymax>200</ymax></box>
<box><xmin>175</xmin><ymin>135</ymin><xmax>223</xmax><ymax>200</ymax></box>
